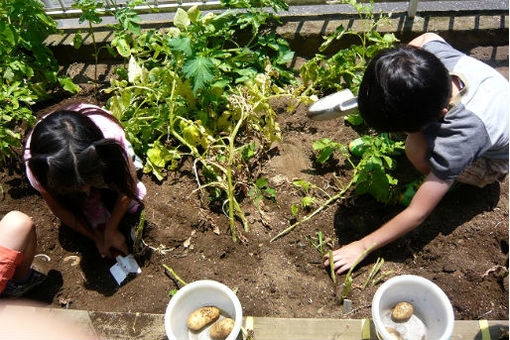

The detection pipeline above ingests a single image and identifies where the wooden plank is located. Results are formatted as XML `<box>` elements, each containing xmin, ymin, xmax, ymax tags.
<box><xmin>451</xmin><ymin>320</ymin><xmax>509</xmax><ymax>340</ymax></box>
<box><xmin>249</xmin><ymin>317</ymin><xmax>509</xmax><ymax>340</ymax></box>
<box><xmin>251</xmin><ymin>317</ymin><xmax>378</xmax><ymax>340</ymax></box>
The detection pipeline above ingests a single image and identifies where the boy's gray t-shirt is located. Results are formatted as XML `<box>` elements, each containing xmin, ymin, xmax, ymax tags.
<box><xmin>422</xmin><ymin>38</ymin><xmax>509</xmax><ymax>181</ymax></box>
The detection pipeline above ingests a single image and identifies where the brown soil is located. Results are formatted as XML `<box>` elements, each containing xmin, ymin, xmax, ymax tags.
<box><xmin>0</xmin><ymin>46</ymin><xmax>508</xmax><ymax>321</ymax></box>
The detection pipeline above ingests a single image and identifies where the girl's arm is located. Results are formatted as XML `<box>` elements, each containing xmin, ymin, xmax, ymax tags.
<box><xmin>102</xmin><ymin>193</ymin><xmax>131</xmax><ymax>257</ymax></box>
<box><xmin>102</xmin><ymin>156</ymin><xmax>139</xmax><ymax>257</ymax></box>
<box><xmin>324</xmin><ymin>173</ymin><xmax>452</xmax><ymax>274</ymax></box>
<box><xmin>40</xmin><ymin>191</ymin><xmax>107</xmax><ymax>253</ymax></box>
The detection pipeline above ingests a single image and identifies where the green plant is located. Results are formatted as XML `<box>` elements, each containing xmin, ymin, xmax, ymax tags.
<box><xmin>271</xmin><ymin>174</ymin><xmax>357</xmax><ymax>242</ymax></box>
<box><xmin>105</xmin><ymin>3</ymin><xmax>295</xmax><ymax>240</ymax></box>
<box><xmin>306</xmin><ymin>231</ymin><xmax>336</xmax><ymax>283</ymax></box>
<box><xmin>292</xmin><ymin>179</ymin><xmax>334</xmax><ymax>213</ymax></box>
<box><xmin>249</xmin><ymin>177</ymin><xmax>276</xmax><ymax>223</ymax></box>
<box><xmin>339</xmin><ymin>243</ymin><xmax>376</xmax><ymax>303</ymax></box>
<box><xmin>351</xmin><ymin>135</ymin><xmax>404</xmax><ymax>203</ymax></box>
<box><xmin>73</xmin><ymin>0</ymin><xmax>147</xmax><ymax>85</ymax></box>
<box><xmin>306</xmin><ymin>231</ymin><xmax>327</xmax><ymax>255</ymax></box>
<box><xmin>314</xmin><ymin>135</ymin><xmax>404</xmax><ymax>203</ymax></box>
<box><xmin>0</xmin><ymin>0</ymin><xmax>79</xmax><ymax>164</ymax></box>
<box><xmin>72</xmin><ymin>0</ymin><xmax>105</xmax><ymax>85</ymax></box>
<box><xmin>272</xmin><ymin>134</ymin><xmax>403</xmax><ymax>242</ymax></box>
<box><xmin>300</xmin><ymin>0</ymin><xmax>398</xmax><ymax>96</ymax></box>
<box><xmin>163</xmin><ymin>264</ymin><xmax>187</xmax><ymax>296</ymax></box>
<box><xmin>0</xmin><ymin>82</ymin><xmax>37</xmax><ymax>163</ymax></box>
<box><xmin>361</xmin><ymin>257</ymin><xmax>384</xmax><ymax>289</ymax></box>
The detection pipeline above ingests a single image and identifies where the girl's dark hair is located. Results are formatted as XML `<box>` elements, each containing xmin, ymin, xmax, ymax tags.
<box><xmin>27</xmin><ymin>108</ymin><xmax>140</xmax><ymax>217</ymax></box>
<box><xmin>358</xmin><ymin>46</ymin><xmax>452</xmax><ymax>133</ymax></box>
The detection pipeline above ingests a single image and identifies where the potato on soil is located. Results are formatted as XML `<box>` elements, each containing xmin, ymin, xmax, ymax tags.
<box><xmin>210</xmin><ymin>318</ymin><xmax>235</xmax><ymax>339</ymax></box>
<box><xmin>391</xmin><ymin>301</ymin><xmax>414</xmax><ymax>322</ymax></box>
<box><xmin>187</xmin><ymin>307</ymin><xmax>220</xmax><ymax>330</ymax></box>
<box><xmin>385</xmin><ymin>327</ymin><xmax>403</xmax><ymax>340</ymax></box>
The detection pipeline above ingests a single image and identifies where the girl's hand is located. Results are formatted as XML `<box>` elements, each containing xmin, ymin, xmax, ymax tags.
<box><xmin>104</xmin><ymin>228</ymin><xmax>128</xmax><ymax>257</ymax></box>
<box><xmin>323</xmin><ymin>240</ymin><xmax>368</xmax><ymax>275</ymax></box>
<box><xmin>93</xmin><ymin>231</ymin><xmax>110</xmax><ymax>258</ymax></box>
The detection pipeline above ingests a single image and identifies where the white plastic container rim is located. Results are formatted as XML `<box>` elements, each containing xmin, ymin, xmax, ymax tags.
<box><xmin>164</xmin><ymin>280</ymin><xmax>243</xmax><ymax>340</ymax></box>
<box><xmin>371</xmin><ymin>275</ymin><xmax>454</xmax><ymax>340</ymax></box>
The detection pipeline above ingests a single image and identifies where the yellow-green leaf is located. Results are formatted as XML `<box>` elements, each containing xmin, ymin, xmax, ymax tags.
<box><xmin>173</xmin><ymin>8</ymin><xmax>190</xmax><ymax>30</ymax></box>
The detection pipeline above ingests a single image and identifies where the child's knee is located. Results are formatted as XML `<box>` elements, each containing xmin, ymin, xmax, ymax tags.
<box><xmin>0</xmin><ymin>211</ymin><xmax>34</xmax><ymax>238</ymax></box>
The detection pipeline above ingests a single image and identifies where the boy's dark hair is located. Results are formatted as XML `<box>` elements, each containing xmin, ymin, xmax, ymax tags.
<box><xmin>27</xmin><ymin>109</ymin><xmax>140</xmax><ymax>221</ymax></box>
<box><xmin>358</xmin><ymin>46</ymin><xmax>452</xmax><ymax>133</ymax></box>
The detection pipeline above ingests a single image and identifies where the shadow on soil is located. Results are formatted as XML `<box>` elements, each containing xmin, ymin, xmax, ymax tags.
<box><xmin>332</xmin><ymin>181</ymin><xmax>502</xmax><ymax>266</ymax></box>
<box><xmin>56</xmin><ymin>210</ymin><xmax>144</xmax><ymax>297</ymax></box>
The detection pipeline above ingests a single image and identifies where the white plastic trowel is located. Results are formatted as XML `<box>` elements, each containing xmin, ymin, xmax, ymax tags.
<box><xmin>307</xmin><ymin>89</ymin><xmax>358</xmax><ymax>121</ymax></box>
<box><xmin>110</xmin><ymin>254</ymin><xmax>141</xmax><ymax>285</ymax></box>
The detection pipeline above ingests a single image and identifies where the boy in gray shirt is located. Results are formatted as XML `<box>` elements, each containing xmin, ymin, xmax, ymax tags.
<box><xmin>324</xmin><ymin>33</ymin><xmax>509</xmax><ymax>274</ymax></box>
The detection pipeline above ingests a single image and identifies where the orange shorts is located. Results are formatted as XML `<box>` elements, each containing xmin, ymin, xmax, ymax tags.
<box><xmin>0</xmin><ymin>245</ymin><xmax>23</xmax><ymax>293</ymax></box>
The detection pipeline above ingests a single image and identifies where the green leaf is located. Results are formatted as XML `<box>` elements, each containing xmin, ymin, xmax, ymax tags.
<box><xmin>187</xmin><ymin>5</ymin><xmax>201</xmax><ymax>22</ymax></box>
<box><xmin>174</xmin><ymin>8</ymin><xmax>190</xmax><ymax>30</ymax></box>
<box><xmin>128</xmin><ymin>56</ymin><xmax>143</xmax><ymax>83</ymax></box>
<box><xmin>72</xmin><ymin>33</ymin><xmax>83</xmax><ymax>49</ymax></box>
<box><xmin>291</xmin><ymin>204</ymin><xmax>299</xmax><ymax>217</ymax></box>
<box><xmin>301</xmin><ymin>196</ymin><xmax>315</xmax><ymax>209</ymax></box>
<box><xmin>114</xmin><ymin>37</ymin><xmax>131</xmax><ymax>57</ymax></box>
<box><xmin>316</xmin><ymin>147</ymin><xmax>333</xmax><ymax>163</ymax></box>
<box><xmin>293</xmin><ymin>180</ymin><xmax>310</xmax><ymax>192</ymax></box>
<box><xmin>256</xmin><ymin>177</ymin><xmax>268</xmax><ymax>188</ymax></box>
<box><xmin>0</xmin><ymin>22</ymin><xmax>16</xmax><ymax>46</ymax></box>
<box><xmin>182</xmin><ymin>56</ymin><xmax>215</xmax><ymax>92</ymax></box>
<box><xmin>344</xmin><ymin>113</ymin><xmax>364</xmax><ymax>126</ymax></box>
<box><xmin>264</xmin><ymin>187</ymin><xmax>276</xmax><ymax>199</ymax></box>
<box><xmin>241</xmin><ymin>142</ymin><xmax>256</xmax><ymax>161</ymax></box>
<box><xmin>168</xmin><ymin>36</ymin><xmax>192</xmax><ymax>56</ymax></box>
<box><xmin>382</xmin><ymin>155</ymin><xmax>394</xmax><ymax>169</ymax></box>
<box><xmin>58</xmin><ymin>77</ymin><xmax>80</xmax><ymax>93</ymax></box>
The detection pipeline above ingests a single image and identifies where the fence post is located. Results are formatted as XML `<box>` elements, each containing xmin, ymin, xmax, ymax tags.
<box><xmin>408</xmin><ymin>0</ymin><xmax>419</xmax><ymax>19</ymax></box>
<box><xmin>56</xmin><ymin>0</ymin><xmax>67</xmax><ymax>12</ymax></box>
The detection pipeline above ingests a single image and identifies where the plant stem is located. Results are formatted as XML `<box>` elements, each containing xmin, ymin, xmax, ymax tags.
<box><xmin>89</xmin><ymin>22</ymin><xmax>98</xmax><ymax>92</ymax></box>
<box><xmin>329</xmin><ymin>249</ymin><xmax>336</xmax><ymax>284</ymax></box>
<box><xmin>270</xmin><ymin>172</ymin><xmax>357</xmax><ymax>243</ymax></box>
<box><xmin>225</xmin><ymin>99</ymin><xmax>249</xmax><ymax>240</ymax></box>
<box><xmin>162</xmin><ymin>264</ymin><xmax>187</xmax><ymax>286</ymax></box>
<box><xmin>133</xmin><ymin>209</ymin><xmax>146</xmax><ymax>254</ymax></box>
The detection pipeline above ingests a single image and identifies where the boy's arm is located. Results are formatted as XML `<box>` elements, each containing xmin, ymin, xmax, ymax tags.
<box><xmin>408</xmin><ymin>32</ymin><xmax>444</xmax><ymax>48</ymax></box>
<box><xmin>324</xmin><ymin>173</ymin><xmax>452</xmax><ymax>274</ymax></box>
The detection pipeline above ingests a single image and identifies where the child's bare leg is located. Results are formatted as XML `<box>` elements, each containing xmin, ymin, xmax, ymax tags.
<box><xmin>0</xmin><ymin>211</ymin><xmax>37</xmax><ymax>280</ymax></box>
<box><xmin>405</xmin><ymin>132</ymin><xmax>431</xmax><ymax>175</ymax></box>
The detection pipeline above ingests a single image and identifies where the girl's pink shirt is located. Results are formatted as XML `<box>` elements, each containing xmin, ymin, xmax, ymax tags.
<box><xmin>24</xmin><ymin>103</ymin><xmax>146</xmax><ymax>202</ymax></box>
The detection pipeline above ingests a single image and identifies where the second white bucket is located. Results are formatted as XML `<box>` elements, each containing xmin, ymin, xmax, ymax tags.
<box><xmin>371</xmin><ymin>275</ymin><xmax>454</xmax><ymax>340</ymax></box>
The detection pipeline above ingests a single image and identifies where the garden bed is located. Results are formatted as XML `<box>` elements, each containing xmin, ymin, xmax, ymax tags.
<box><xmin>1</xmin><ymin>42</ymin><xmax>508</xmax><ymax>320</ymax></box>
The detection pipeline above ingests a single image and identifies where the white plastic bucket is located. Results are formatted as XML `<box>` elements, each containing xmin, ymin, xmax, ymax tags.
<box><xmin>164</xmin><ymin>280</ymin><xmax>243</xmax><ymax>340</ymax></box>
<box><xmin>372</xmin><ymin>275</ymin><xmax>454</xmax><ymax>340</ymax></box>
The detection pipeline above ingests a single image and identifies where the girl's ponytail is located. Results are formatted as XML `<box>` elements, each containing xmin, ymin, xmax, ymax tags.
<box><xmin>83</xmin><ymin>139</ymin><xmax>139</xmax><ymax>202</ymax></box>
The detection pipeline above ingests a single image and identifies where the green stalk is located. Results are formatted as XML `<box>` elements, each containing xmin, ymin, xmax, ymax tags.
<box><xmin>89</xmin><ymin>21</ymin><xmax>98</xmax><ymax>91</ymax></box>
<box><xmin>225</xmin><ymin>104</ymin><xmax>249</xmax><ymax>241</ymax></box>
<box><xmin>166</xmin><ymin>79</ymin><xmax>200</xmax><ymax>157</ymax></box>
<box><xmin>329</xmin><ymin>249</ymin><xmax>336</xmax><ymax>284</ymax></box>
<box><xmin>270</xmin><ymin>171</ymin><xmax>357</xmax><ymax>243</ymax></box>
<box><xmin>162</xmin><ymin>264</ymin><xmax>187</xmax><ymax>286</ymax></box>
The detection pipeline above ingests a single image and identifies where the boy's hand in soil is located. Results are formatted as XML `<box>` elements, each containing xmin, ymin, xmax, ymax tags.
<box><xmin>323</xmin><ymin>240</ymin><xmax>367</xmax><ymax>274</ymax></box>
<box><xmin>325</xmin><ymin>173</ymin><xmax>452</xmax><ymax>274</ymax></box>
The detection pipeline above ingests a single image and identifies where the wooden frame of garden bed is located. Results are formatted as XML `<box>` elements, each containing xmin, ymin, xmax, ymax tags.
<box><xmin>2</xmin><ymin>305</ymin><xmax>507</xmax><ymax>339</ymax></box>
